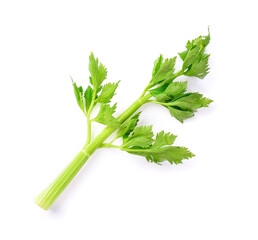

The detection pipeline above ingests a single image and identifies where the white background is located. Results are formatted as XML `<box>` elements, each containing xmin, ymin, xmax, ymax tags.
<box><xmin>0</xmin><ymin>0</ymin><xmax>257</xmax><ymax>239</ymax></box>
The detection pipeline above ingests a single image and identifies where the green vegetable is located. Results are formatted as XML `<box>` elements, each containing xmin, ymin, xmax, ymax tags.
<box><xmin>34</xmin><ymin>31</ymin><xmax>213</xmax><ymax>210</ymax></box>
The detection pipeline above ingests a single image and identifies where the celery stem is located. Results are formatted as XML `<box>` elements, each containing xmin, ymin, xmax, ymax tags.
<box><xmin>34</xmin><ymin>150</ymin><xmax>89</xmax><ymax>210</ymax></box>
<box><xmin>86</xmin><ymin>117</ymin><xmax>91</xmax><ymax>145</ymax></box>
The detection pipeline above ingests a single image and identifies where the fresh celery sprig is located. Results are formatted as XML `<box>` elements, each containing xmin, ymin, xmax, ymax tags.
<box><xmin>35</xmin><ymin>31</ymin><xmax>212</xmax><ymax>210</ymax></box>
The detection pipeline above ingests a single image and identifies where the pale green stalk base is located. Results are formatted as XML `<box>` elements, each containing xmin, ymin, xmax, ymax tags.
<box><xmin>34</xmin><ymin>93</ymin><xmax>151</xmax><ymax>210</ymax></box>
<box><xmin>34</xmin><ymin>150</ymin><xmax>89</xmax><ymax>210</ymax></box>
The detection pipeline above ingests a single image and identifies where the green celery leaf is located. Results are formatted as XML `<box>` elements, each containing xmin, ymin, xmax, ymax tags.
<box><xmin>151</xmin><ymin>82</ymin><xmax>212</xmax><ymax>123</ymax></box>
<box><xmin>166</xmin><ymin>92</ymin><xmax>213</xmax><ymax>123</ymax></box>
<box><xmin>178</xmin><ymin>50</ymin><xmax>188</xmax><ymax>61</ymax></box>
<box><xmin>97</xmin><ymin>85</ymin><xmax>103</xmax><ymax>93</ymax></box>
<box><xmin>116</xmin><ymin>112</ymin><xmax>141</xmax><ymax>139</ymax></box>
<box><xmin>151</xmin><ymin>57</ymin><xmax>177</xmax><ymax>85</ymax></box>
<box><xmin>128</xmin><ymin>146</ymin><xmax>194</xmax><ymax>165</ymax></box>
<box><xmin>150</xmin><ymin>82</ymin><xmax>168</xmax><ymax>96</ymax></box>
<box><xmin>97</xmin><ymin>81</ymin><xmax>120</xmax><ymax>103</ymax></box>
<box><xmin>72</xmin><ymin>80</ymin><xmax>85</xmax><ymax>113</ymax></box>
<box><xmin>163</xmin><ymin>81</ymin><xmax>188</xmax><ymax>98</ymax></box>
<box><xmin>169</xmin><ymin>92</ymin><xmax>213</xmax><ymax>110</ymax></box>
<box><xmin>84</xmin><ymin>86</ymin><xmax>93</xmax><ymax>113</ymax></box>
<box><xmin>164</xmin><ymin>81</ymin><xmax>187</xmax><ymax>97</ymax></box>
<box><xmin>178</xmin><ymin>30</ymin><xmax>210</xmax><ymax>79</ymax></box>
<box><xmin>89</xmin><ymin>52</ymin><xmax>107</xmax><ymax>89</ymax></box>
<box><xmin>152</xmin><ymin>54</ymin><xmax>164</xmax><ymax>77</ymax></box>
<box><xmin>93</xmin><ymin>103</ymin><xmax>120</xmax><ymax>128</ymax></box>
<box><xmin>150</xmin><ymin>85</ymin><xmax>170</xmax><ymax>102</ymax></box>
<box><xmin>150</xmin><ymin>81</ymin><xmax>188</xmax><ymax>102</ymax></box>
<box><xmin>178</xmin><ymin>40</ymin><xmax>193</xmax><ymax>60</ymax></box>
<box><xmin>183</xmin><ymin>46</ymin><xmax>202</xmax><ymax>70</ymax></box>
<box><xmin>184</xmin><ymin>54</ymin><xmax>210</xmax><ymax>79</ymax></box>
<box><xmin>122</xmin><ymin>126</ymin><xmax>154</xmax><ymax>148</ymax></box>
<box><xmin>168</xmin><ymin>107</ymin><xmax>194</xmax><ymax>123</ymax></box>
<box><xmin>122</xmin><ymin>130</ymin><xmax>194</xmax><ymax>164</ymax></box>
<box><xmin>149</xmin><ymin>83</ymin><xmax>170</xmax><ymax>101</ymax></box>
<box><xmin>152</xmin><ymin>92</ymin><xmax>172</xmax><ymax>102</ymax></box>
<box><xmin>152</xmin><ymin>131</ymin><xmax>177</xmax><ymax>148</ymax></box>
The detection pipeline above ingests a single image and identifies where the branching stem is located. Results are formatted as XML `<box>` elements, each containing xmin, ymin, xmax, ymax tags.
<box><xmin>35</xmin><ymin>69</ymin><xmax>184</xmax><ymax>210</ymax></box>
